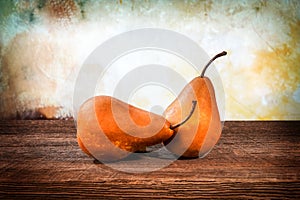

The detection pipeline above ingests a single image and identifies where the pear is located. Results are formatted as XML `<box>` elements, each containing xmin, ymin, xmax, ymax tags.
<box><xmin>77</xmin><ymin>95</ymin><xmax>196</xmax><ymax>162</ymax></box>
<box><xmin>163</xmin><ymin>51</ymin><xmax>227</xmax><ymax>158</ymax></box>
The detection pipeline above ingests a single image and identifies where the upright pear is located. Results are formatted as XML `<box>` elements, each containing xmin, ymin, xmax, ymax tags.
<box><xmin>77</xmin><ymin>96</ymin><xmax>196</xmax><ymax>162</ymax></box>
<box><xmin>163</xmin><ymin>51</ymin><xmax>227</xmax><ymax>158</ymax></box>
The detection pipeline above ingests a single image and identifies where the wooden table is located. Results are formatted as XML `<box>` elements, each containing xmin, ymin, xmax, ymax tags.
<box><xmin>0</xmin><ymin>120</ymin><xmax>299</xmax><ymax>199</ymax></box>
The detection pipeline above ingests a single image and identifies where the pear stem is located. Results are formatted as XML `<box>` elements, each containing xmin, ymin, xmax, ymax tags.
<box><xmin>170</xmin><ymin>100</ymin><xmax>197</xmax><ymax>130</ymax></box>
<box><xmin>200</xmin><ymin>51</ymin><xmax>227</xmax><ymax>78</ymax></box>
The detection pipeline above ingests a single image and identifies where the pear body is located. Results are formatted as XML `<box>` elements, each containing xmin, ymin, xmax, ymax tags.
<box><xmin>164</xmin><ymin>77</ymin><xmax>222</xmax><ymax>158</ymax></box>
<box><xmin>77</xmin><ymin>95</ymin><xmax>174</xmax><ymax>162</ymax></box>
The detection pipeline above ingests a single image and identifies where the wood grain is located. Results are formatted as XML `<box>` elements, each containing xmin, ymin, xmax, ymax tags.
<box><xmin>0</xmin><ymin>120</ymin><xmax>299</xmax><ymax>199</ymax></box>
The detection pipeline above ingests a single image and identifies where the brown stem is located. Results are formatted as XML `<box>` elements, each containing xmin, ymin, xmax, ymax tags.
<box><xmin>200</xmin><ymin>51</ymin><xmax>227</xmax><ymax>78</ymax></box>
<box><xmin>170</xmin><ymin>101</ymin><xmax>197</xmax><ymax>130</ymax></box>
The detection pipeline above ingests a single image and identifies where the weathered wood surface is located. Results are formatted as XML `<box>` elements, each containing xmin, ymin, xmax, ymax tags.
<box><xmin>0</xmin><ymin>120</ymin><xmax>299</xmax><ymax>199</ymax></box>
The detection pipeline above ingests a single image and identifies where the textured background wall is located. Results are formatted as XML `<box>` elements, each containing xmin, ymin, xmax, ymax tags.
<box><xmin>0</xmin><ymin>0</ymin><xmax>299</xmax><ymax>120</ymax></box>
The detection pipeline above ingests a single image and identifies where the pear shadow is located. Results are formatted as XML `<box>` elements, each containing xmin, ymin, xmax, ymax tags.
<box><xmin>93</xmin><ymin>152</ymin><xmax>144</xmax><ymax>165</ymax></box>
<box><xmin>93</xmin><ymin>159</ymin><xmax>102</xmax><ymax>164</ymax></box>
<box><xmin>92</xmin><ymin>143</ymin><xmax>196</xmax><ymax>168</ymax></box>
<box><xmin>178</xmin><ymin>156</ymin><xmax>199</xmax><ymax>160</ymax></box>
<box><xmin>141</xmin><ymin>143</ymin><xmax>178</xmax><ymax>160</ymax></box>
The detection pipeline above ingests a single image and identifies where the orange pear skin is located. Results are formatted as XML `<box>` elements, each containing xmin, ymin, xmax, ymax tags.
<box><xmin>163</xmin><ymin>51</ymin><xmax>227</xmax><ymax>158</ymax></box>
<box><xmin>77</xmin><ymin>95</ymin><xmax>174</xmax><ymax>162</ymax></box>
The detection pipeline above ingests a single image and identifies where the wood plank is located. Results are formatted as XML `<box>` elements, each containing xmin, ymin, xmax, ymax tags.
<box><xmin>0</xmin><ymin>120</ymin><xmax>299</xmax><ymax>199</ymax></box>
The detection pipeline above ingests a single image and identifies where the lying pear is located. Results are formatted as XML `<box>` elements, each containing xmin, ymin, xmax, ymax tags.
<box><xmin>163</xmin><ymin>51</ymin><xmax>227</xmax><ymax>158</ymax></box>
<box><xmin>77</xmin><ymin>95</ymin><xmax>196</xmax><ymax>162</ymax></box>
